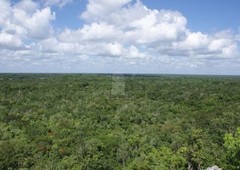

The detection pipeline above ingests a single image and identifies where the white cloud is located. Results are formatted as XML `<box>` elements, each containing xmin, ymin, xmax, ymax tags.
<box><xmin>59</xmin><ymin>22</ymin><xmax>123</xmax><ymax>43</ymax></box>
<box><xmin>81</xmin><ymin>0</ymin><xmax>132</xmax><ymax>22</ymax></box>
<box><xmin>39</xmin><ymin>0</ymin><xmax>240</xmax><ymax>67</ymax></box>
<box><xmin>80</xmin><ymin>0</ymin><xmax>187</xmax><ymax>45</ymax></box>
<box><xmin>104</xmin><ymin>42</ymin><xmax>124</xmax><ymax>57</ymax></box>
<box><xmin>236</xmin><ymin>30</ymin><xmax>240</xmax><ymax>41</ymax></box>
<box><xmin>126</xmin><ymin>45</ymin><xmax>150</xmax><ymax>59</ymax></box>
<box><xmin>0</xmin><ymin>32</ymin><xmax>23</xmax><ymax>49</ymax></box>
<box><xmin>0</xmin><ymin>0</ymin><xmax>12</xmax><ymax>26</ymax></box>
<box><xmin>15</xmin><ymin>0</ymin><xmax>39</xmax><ymax>14</ymax></box>
<box><xmin>78</xmin><ymin>0</ymin><xmax>189</xmax><ymax>56</ymax></box>
<box><xmin>43</xmin><ymin>0</ymin><xmax>72</xmax><ymax>7</ymax></box>
<box><xmin>126</xmin><ymin>10</ymin><xmax>187</xmax><ymax>44</ymax></box>
<box><xmin>222</xmin><ymin>44</ymin><xmax>238</xmax><ymax>57</ymax></box>
<box><xmin>209</xmin><ymin>39</ymin><xmax>228</xmax><ymax>51</ymax></box>
<box><xmin>12</xmin><ymin>7</ymin><xmax>55</xmax><ymax>39</ymax></box>
<box><xmin>175</xmin><ymin>32</ymin><xmax>209</xmax><ymax>50</ymax></box>
<box><xmin>0</xmin><ymin>0</ymin><xmax>240</xmax><ymax>73</ymax></box>
<box><xmin>38</xmin><ymin>38</ymin><xmax>84</xmax><ymax>54</ymax></box>
<box><xmin>0</xmin><ymin>0</ymin><xmax>55</xmax><ymax>42</ymax></box>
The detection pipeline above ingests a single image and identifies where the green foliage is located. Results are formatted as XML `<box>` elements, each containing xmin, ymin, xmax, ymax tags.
<box><xmin>146</xmin><ymin>146</ymin><xmax>186</xmax><ymax>170</ymax></box>
<box><xmin>0</xmin><ymin>74</ymin><xmax>240</xmax><ymax>169</ymax></box>
<box><xmin>224</xmin><ymin>128</ymin><xmax>240</xmax><ymax>169</ymax></box>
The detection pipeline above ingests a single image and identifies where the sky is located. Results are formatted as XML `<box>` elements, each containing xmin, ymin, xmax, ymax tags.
<box><xmin>0</xmin><ymin>0</ymin><xmax>240</xmax><ymax>74</ymax></box>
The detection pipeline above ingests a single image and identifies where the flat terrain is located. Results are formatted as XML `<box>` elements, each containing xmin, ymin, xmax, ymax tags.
<box><xmin>0</xmin><ymin>74</ymin><xmax>240</xmax><ymax>169</ymax></box>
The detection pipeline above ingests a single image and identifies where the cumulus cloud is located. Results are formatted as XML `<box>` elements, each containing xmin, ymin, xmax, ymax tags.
<box><xmin>0</xmin><ymin>0</ymin><xmax>12</xmax><ymax>26</ymax></box>
<box><xmin>80</xmin><ymin>0</ymin><xmax>187</xmax><ymax>44</ymax></box>
<box><xmin>177</xmin><ymin>32</ymin><xmax>209</xmax><ymax>50</ymax></box>
<box><xmin>0</xmin><ymin>32</ymin><xmax>23</xmax><ymax>49</ymax></box>
<box><xmin>126</xmin><ymin>9</ymin><xmax>187</xmax><ymax>44</ymax></box>
<box><xmin>0</xmin><ymin>0</ymin><xmax>240</xmax><ymax>73</ymax></box>
<box><xmin>9</xmin><ymin>7</ymin><xmax>55</xmax><ymax>39</ymax></box>
<box><xmin>18</xmin><ymin>7</ymin><xmax>55</xmax><ymax>39</ymax></box>
<box><xmin>15</xmin><ymin>0</ymin><xmax>39</xmax><ymax>14</ymax></box>
<box><xmin>59</xmin><ymin>22</ymin><xmax>123</xmax><ymax>43</ymax></box>
<box><xmin>78</xmin><ymin>0</ymin><xmax>239</xmax><ymax>61</ymax></box>
<box><xmin>39</xmin><ymin>37</ymin><xmax>84</xmax><ymax>54</ymax></box>
<box><xmin>0</xmin><ymin>0</ymin><xmax>55</xmax><ymax>43</ymax></box>
<box><xmin>81</xmin><ymin>0</ymin><xmax>132</xmax><ymax>22</ymax></box>
<box><xmin>43</xmin><ymin>0</ymin><xmax>72</xmax><ymax>7</ymax></box>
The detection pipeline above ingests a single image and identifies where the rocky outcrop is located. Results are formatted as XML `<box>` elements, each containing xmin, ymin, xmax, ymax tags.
<box><xmin>206</xmin><ymin>165</ymin><xmax>222</xmax><ymax>170</ymax></box>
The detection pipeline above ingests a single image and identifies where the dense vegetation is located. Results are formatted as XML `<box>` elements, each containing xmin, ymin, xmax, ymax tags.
<box><xmin>0</xmin><ymin>74</ymin><xmax>240</xmax><ymax>169</ymax></box>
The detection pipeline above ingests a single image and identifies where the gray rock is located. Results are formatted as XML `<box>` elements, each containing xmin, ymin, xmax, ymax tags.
<box><xmin>206</xmin><ymin>165</ymin><xmax>222</xmax><ymax>170</ymax></box>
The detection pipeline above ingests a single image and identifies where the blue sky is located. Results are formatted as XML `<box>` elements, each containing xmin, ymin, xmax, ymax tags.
<box><xmin>53</xmin><ymin>0</ymin><xmax>240</xmax><ymax>33</ymax></box>
<box><xmin>143</xmin><ymin>0</ymin><xmax>240</xmax><ymax>32</ymax></box>
<box><xmin>0</xmin><ymin>0</ymin><xmax>240</xmax><ymax>74</ymax></box>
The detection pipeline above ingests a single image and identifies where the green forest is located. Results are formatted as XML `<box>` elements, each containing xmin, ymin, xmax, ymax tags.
<box><xmin>0</xmin><ymin>74</ymin><xmax>240</xmax><ymax>170</ymax></box>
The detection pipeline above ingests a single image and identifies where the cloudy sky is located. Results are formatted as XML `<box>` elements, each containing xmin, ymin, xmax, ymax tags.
<box><xmin>0</xmin><ymin>0</ymin><xmax>240</xmax><ymax>74</ymax></box>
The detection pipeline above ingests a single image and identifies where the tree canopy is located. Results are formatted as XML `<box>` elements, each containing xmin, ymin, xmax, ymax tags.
<box><xmin>0</xmin><ymin>74</ymin><xmax>240</xmax><ymax>169</ymax></box>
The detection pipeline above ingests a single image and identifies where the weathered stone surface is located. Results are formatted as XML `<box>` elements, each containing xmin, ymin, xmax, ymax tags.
<box><xmin>206</xmin><ymin>165</ymin><xmax>222</xmax><ymax>170</ymax></box>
